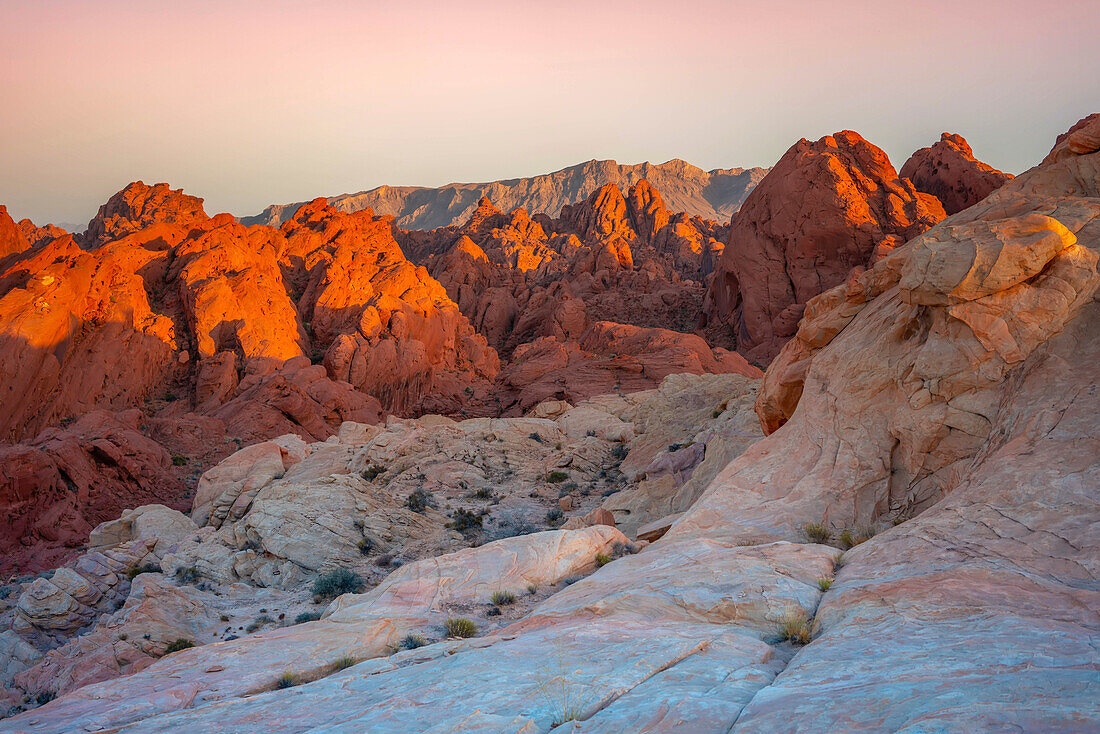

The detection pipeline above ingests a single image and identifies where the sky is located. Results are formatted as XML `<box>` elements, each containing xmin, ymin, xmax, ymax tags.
<box><xmin>2</xmin><ymin>0</ymin><xmax>1098</xmax><ymax>227</ymax></box>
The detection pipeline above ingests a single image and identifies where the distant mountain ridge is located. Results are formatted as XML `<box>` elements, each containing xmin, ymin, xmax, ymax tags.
<box><xmin>241</xmin><ymin>158</ymin><xmax>769</xmax><ymax>230</ymax></box>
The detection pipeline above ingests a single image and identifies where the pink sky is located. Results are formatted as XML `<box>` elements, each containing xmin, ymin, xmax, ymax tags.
<box><xmin>2</xmin><ymin>0</ymin><xmax>1098</xmax><ymax>226</ymax></box>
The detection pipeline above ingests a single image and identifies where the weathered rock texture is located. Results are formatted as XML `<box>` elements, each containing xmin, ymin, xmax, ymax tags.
<box><xmin>900</xmin><ymin>132</ymin><xmax>1014</xmax><ymax>215</ymax></box>
<box><xmin>243</xmin><ymin>158</ymin><xmax>768</xmax><ymax>230</ymax></box>
<box><xmin>706</xmin><ymin>131</ymin><xmax>947</xmax><ymax>364</ymax></box>
<box><xmin>5</xmin><ymin>118</ymin><xmax>1098</xmax><ymax>732</ymax></box>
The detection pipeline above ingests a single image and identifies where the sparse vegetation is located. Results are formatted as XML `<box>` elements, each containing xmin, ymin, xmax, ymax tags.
<box><xmin>127</xmin><ymin>563</ymin><xmax>161</xmax><ymax>580</ymax></box>
<box><xmin>443</xmin><ymin>617</ymin><xmax>478</xmax><ymax>638</ymax></box>
<box><xmin>447</xmin><ymin>508</ymin><xmax>483</xmax><ymax>532</ymax></box>
<box><xmin>294</xmin><ymin>611</ymin><xmax>322</xmax><ymax>624</ymax></box>
<box><xmin>164</xmin><ymin>639</ymin><xmax>195</xmax><ymax>654</ymax></box>
<box><xmin>546</xmin><ymin>471</ymin><xmax>568</xmax><ymax>483</ymax></box>
<box><xmin>312</xmin><ymin>568</ymin><xmax>364</xmax><ymax>599</ymax></box>
<box><xmin>817</xmin><ymin>576</ymin><xmax>834</xmax><ymax>591</ymax></box>
<box><xmin>839</xmin><ymin>525</ymin><xmax>875</xmax><ymax>549</ymax></box>
<box><xmin>712</xmin><ymin>410</ymin><xmax>722</xmax><ymax>419</ymax></box>
<box><xmin>802</xmin><ymin>522</ymin><xmax>832</xmax><ymax>545</ymax></box>
<box><xmin>405</xmin><ymin>488</ymin><xmax>433</xmax><ymax>513</ymax></box>
<box><xmin>362</xmin><ymin>464</ymin><xmax>386</xmax><ymax>481</ymax></box>
<box><xmin>276</xmin><ymin>671</ymin><xmax>300</xmax><ymax>689</ymax></box>
<box><xmin>492</xmin><ymin>510</ymin><xmax>537</xmax><ymax>539</ymax></box>
<box><xmin>171</xmin><ymin>454</ymin><xmax>188</xmax><ymax>466</ymax></box>
<box><xmin>357</xmin><ymin>538</ymin><xmax>373</xmax><ymax>555</ymax></box>
<box><xmin>35</xmin><ymin>691</ymin><xmax>56</xmax><ymax>706</ymax></box>
<box><xmin>777</xmin><ymin>608</ymin><xmax>812</xmax><ymax>645</ymax></box>
<box><xmin>399</xmin><ymin>633</ymin><xmax>428</xmax><ymax>650</ymax></box>
<box><xmin>175</xmin><ymin>566</ymin><xmax>201</xmax><ymax>584</ymax></box>
<box><xmin>529</xmin><ymin>432</ymin><xmax>544</xmax><ymax>443</ymax></box>
<box><xmin>333</xmin><ymin>656</ymin><xmax>357</xmax><ymax>670</ymax></box>
<box><xmin>490</xmin><ymin>590</ymin><xmax>516</xmax><ymax>606</ymax></box>
<box><xmin>610</xmin><ymin>443</ymin><xmax>628</xmax><ymax>461</ymax></box>
<box><xmin>527</xmin><ymin>583</ymin><xmax>538</xmax><ymax>594</ymax></box>
<box><xmin>545</xmin><ymin>507</ymin><xmax>564</xmax><ymax>524</ymax></box>
<box><xmin>595</xmin><ymin>553</ymin><xmax>611</xmax><ymax>568</ymax></box>
<box><xmin>374</xmin><ymin>553</ymin><xmax>395</xmax><ymax>567</ymax></box>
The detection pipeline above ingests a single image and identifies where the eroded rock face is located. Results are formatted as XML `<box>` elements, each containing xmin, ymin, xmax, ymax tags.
<box><xmin>706</xmin><ymin>130</ymin><xmax>946</xmax><ymax>364</ymax></box>
<box><xmin>0</xmin><ymin>411</ymin><xmax>187</xmax><ymax>576</ymax></box>
<box><xmin>899</xmin><ymin>132</ymin><xmax>1014</xmax><ymax>215</ymax></box>
<box><xmin>0</xmin><ymin>206</ymin><xmax>30</xmax><ymax>261</ymax></box>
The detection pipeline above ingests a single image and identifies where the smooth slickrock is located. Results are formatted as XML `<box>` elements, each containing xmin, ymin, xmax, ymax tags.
<box><xmin>899</xmin><ymin>132</ymin><xmax>1013</xmax><ymax>215</ymax></box>
<box><xmin>706</xmin><ymin>130</ymin><xmax>946</xmax><ymax>364</ymax></box>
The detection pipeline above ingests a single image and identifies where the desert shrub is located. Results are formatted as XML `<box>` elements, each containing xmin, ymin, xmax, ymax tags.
<box><xmin>777</xmin><ymin>608</ymin><xmax>812</xmax><ymax>645</ymax></box>
<box><xmin>333</xmin><ymin>656</ymin><xmax>357</xmax><ymax>670</ymax></box>
<box><xmin>374</xmin><ymin>553</ymin><xmax>395</xmax><ymax>567</ymax></box>
<box><xmin>545</xmin><ymin>507</ymin><xmax>564</xmax><ymax>524</ymax></box>
<box><xmin>817</xmin><ymin>577</ymin><xmax>834</xmax><ymax>591</ymax></box>
<box><xmin>357</xmin><ymin>538</ymin><xmax>373</xmax><ymax>555</ymax></box>
<box><xmin>35</xmin><ymin>691</ymin><xmax>55</xmax><ymax>706</ymax></box>
<box><xmin>801</xmin><ymin>523</ymin><xmax>831</xmax><ymax>545</ymax></box>
<box><xmin>312</xmin><ymin>568</ymin><xmax>364</xmax><ymax>599</ymax></box>
<box><xmin>490</xmin><ymin>590</ymin><xmax>516</xmax><ymax>606</ymax></box>
<box><xmin>443</xmin><ymin>617</ymin><xmax>478</xmax><ymax>639</ymax></box>
<box><xmin>595</xmin><ymin>553</ymin><xmax>611</xmax><ymax>568</ymax></box>
<box><xmin>561</xmin><ymin>575</ymin><xmax>582</xmax><ymax>586</ymax></box>
<box><xmin>117</xmin><ymin>632</ymin><xmax>128</xmax><ymax>640</ymax></box>
<box><xmin>165</xmin><ymin>639</ymin><xmax>195</xmax><ymax>654</ymax></box>
<box><xmin>405</xmin><ymin>488</ymin><xmax>433</xmax><ymax>513</ymax></box>
<box><xmin>399</xmin><ymin>633</ymin><xmax>427</xmax><ymax>650</ymax></box>
<box><xmin>174</xmin><ymin>566</ymin><xmax>201</xmax><ymax>585</ymax></box>
<box><xmin>276</xmin><ymin>671</ymin><xmax>300</xmax><ymax>689</ymax></box>
<box><xmin>667</xmin><ymin>442</ymin><xmax>684</xmax><ymax>452</ymax></box>
<box><xmin>361</xmin><ymin>464</ymin><xmax>385</xmax><ymax>481</ymax></box>
<box><xmin>0</xmin><ymin>587</ymin><xmax>10</xmax><ymax>600</ymax></box>
<box><xmin>585</xmin><ymin>429</ymin><xmax>597</xmax><ymax>437</ymax></box>
<box><xmin>447</xmin><ymin>508</ymin><xmax>482</xmax><ymax>532</ymax></box>
<box><xmin>294</xmin><ymin>611</ymin><xmax>322</xmax><ymax>624</ymax></box>
<box><xmin>839</xmin><ymin>525</ymin><xmax>875</xmax><ymax>549</ymax></box>
<box><xmin>127</xmin><ymin>563</ymin><xmax>161</xmax><ymax>580</ymax></box>
<box><xmin>528</xmin><ymin>432</ymin><xmax>544</xmax><ymax>443</ymax></box>
<box><xmin>736</xmin><ymin>538</ymin><xmax>760</xmax><ymax>546</ymax></box>
<box><xmin>492</xmin><ymin>511</ymin><xmax>537</xmax><ymax>539</ymax></box>
<box><xmin>610</xmin><ymin>443</ymin><xmax>628</xmax><ymax>461</ymax></box>
<box><xmin>471</xmin><ymin>487</ymin><xmax>494</xmax><ymax>500</ymax></box>
<box><xmin>171</xmin><ymin>454</ymin><xmax>188</xmax><ymax>466</ymax></box>
<box><xmin>546</xmin><ymin>471</ymin><xmax>568</xmax><ymax>483</ymax></box>
<box><xmin>712</xmin><ymin>410</ymin><xmax>721</xmax><ymax>418</ymax></box>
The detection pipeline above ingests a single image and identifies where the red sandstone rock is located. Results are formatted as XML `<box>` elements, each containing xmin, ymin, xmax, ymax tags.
<box><xmin>80</xmin><ymin>181</ymin><xmax>209</xmax><ymax>248</ymax></box>
<box><xmin>899</xmin><ymin>133</ymin><xmax>1013</xmax><ymax>215</ymax></box>
<box><xmin>0</xmin><ymin>410</ymin><xmax>187</xmax><ymax>575</ymax></box>
<box><xmin>706</xmin><ymin>130</ymin><xmax>946</xmax><ymax>364</ymax></box>
<box><xmin>0</xmin><ymin>205</ymin><xmax>31</xmax><ymax>261</ymax></box>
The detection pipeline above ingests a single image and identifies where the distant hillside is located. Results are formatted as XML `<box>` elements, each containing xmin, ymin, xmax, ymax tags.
<box><xmin>241</xmin><ymin>159</ymin><xmax>769</xmax><ymax>230</ymax></box>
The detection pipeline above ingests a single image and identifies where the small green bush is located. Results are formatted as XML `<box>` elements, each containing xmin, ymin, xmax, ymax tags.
<box><xmin>817</xmin><ymin>576</ymin><xmax>834</xmax><ymax>591</ymax></box>
<box><xmin>610</xmin><ymin>444</ymin><xmax>628</xmax><ymax>461</ymax></box>
<box><xmin>712</xmin><ymin>410</ymin><xmax>721</xmax><ymax>419</ymax></box>
<box><xmin>294</xmin><ymin>611</ymin><xmax>322</xmax><ymax>624</ymax></box>
<box><xmin>312</xmin><ymin>568</ymin><xmax>364</xmax><ymax>599</ymax></box>
<box><xmin>546</xmin><ymin>471</ymin><xmax>568</xmax><ymax>483</ymax></box>
<box><xmin>545</xmin><ymin>507</ymin><xmax>564</xmax><ymax>524</ymax></box>
<box><xmin>526</xmin><ymin>583</ymin><xmax>538</xmax><ymax>594</ymax></box>
<box><xmin>490</xmin><ymin>590</ymin><xmax>516</xmax><ymax>606</ymax></box>
<box><xmin>276</xmin><ymin>671</ymin><xmax>300</xmax><ymax>689</ymax></box>
<box><xmin>361</xmin><ymin>464</ymin><xmax>385</xmax><ymax>481</ymax></box>
<box><xmin>399</xmin><ymin>633</ymin><xmax>427</xmax><ymax>650</ymax></box>
<box><xmin>443</xmin><ymin>617</ymin><xmax>478</xmax><ymax>639</ymax></box>
<box><xmin>171</xmin><ymin>454</ymin><xmax>188</xmax><ymax>466</ymax></box>
<box><xmin>801</xmin><ymin>522</ymin><xmax>831</xmax><ymax>545</ymax></box>
<box><xmin>447</xmin><ymin>508</ymin><xmax>482</xmax><ymax>532</ymax></box>
<box><xmin>164</xmin><ymin>639</ymin><xmax>195</xmax><ymax>654</ymax></box>
<box><xmin>839</xmin><ymin>525</ymin><xmax>875</xmax><ymax>549</ymax></box>
<box><xmin>333</xmin><ymin>656</ymin><xmax>357</xmax><ymax>670</ymax></box>
<box><xmin>528</xmin><ymin>432</ymin><xmax>544</xmax><ymax>443</ymax></box>
<box><xmin>175</xmin><ymin>566</ymin><xmax>201</xmax><ymax>584</ymax></box>
<box><xmin>35</xmin><ymin>691</ymin><xmax>55</xmax><ymax>706</ymax></box>
<box><xmin>595</xmin><ymin>553</ymin><xmax>611</xmax><ymax>568</ymax></box>
<box><xmin>405</xmin><ymin>488</ymin><xmax>433</xmax><ymax>513</ymax></box>
<box><xmin>357</xmin><ymin>538</ymin><xmax>373</xmax><ymax>555</ymax></box>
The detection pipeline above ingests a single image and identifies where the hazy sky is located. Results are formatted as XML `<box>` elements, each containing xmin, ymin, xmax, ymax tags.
<box><xmin>2</xmin><ymin>0</ymin><xmax>1098</xmax><ymax>227</ymax></box>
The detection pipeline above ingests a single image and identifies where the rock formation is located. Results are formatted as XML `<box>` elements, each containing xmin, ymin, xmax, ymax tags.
<box><xmin>899</xmin><ymin>132</ymin><xmax>1014</xmax><ymax>215</ymax></box>
<box><xmin>243</xmin><ymin>158</ymin><xmax>768</xmax><ymax>230</ymax></box>
<box><xmin>4</xmin><ymin>117</ymin><xmax>1097</xmax><ymax>732</ymax></box>
<box><xmin>705</xmin><ymin>130</ymin><xmax>947</xmax><ymax>364</ymax></box>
